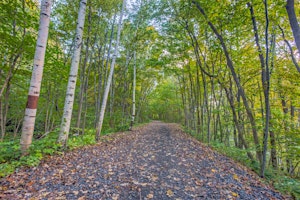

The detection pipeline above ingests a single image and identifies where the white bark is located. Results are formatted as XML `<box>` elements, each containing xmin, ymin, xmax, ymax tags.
<box><xmin>130</xmin><ymin>51</ymin><xmax>136</xmax><ymax>130</ymax></box>
<box><xmin>58</xmin><ymin>0</ymin><xmax>87</xmax><ymax>145</ymax></box>
<box><xmin>20</xmin><ymin>0</ymin><xmax>52</xmax><ymax>155</ymax></box>
<box><xmin>95</xmin><ymin>0</ymin><xmax>126</xmax><ymax>141</ymax></box>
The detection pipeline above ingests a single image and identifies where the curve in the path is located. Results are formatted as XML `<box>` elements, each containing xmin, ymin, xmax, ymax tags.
<box><xmin>0</xmin><ymin>122</ymin><xmax>285</xmax><ymax>200</ymax></box>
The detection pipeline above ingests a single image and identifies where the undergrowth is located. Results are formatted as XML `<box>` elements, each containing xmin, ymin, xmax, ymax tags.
<box><xmin>0</xmin><ymin>125</ymin><xmax>130</xmax><ymax>178</ymax></box>
<box><xmin>187</xmin><ymin>129</ymin><xmax>300</xmax><ymax>199</ymax></box>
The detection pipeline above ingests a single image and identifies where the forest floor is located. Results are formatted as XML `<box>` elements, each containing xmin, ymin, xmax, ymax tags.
<box><xmin>0</xmin><ymin>121</ymin><xmax>287</xmax><ymax>199</ymax></box>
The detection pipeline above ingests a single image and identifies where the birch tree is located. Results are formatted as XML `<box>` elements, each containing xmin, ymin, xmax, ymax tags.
<box><xmin>20</xmin><ymin>0</ymin><xmax>52</xmax><ymax>155</ymax></box>
<box><xmin>95</xmin><ymin>0</ymin><xmax>126</xmax><ymax>141</ymax></box>
<box><xmin>58</xmin><ymin>0</ymin><xmax>87</xmax><ymax>146</ymax></box>
<box><xmin>130</xmin><ymin>51</ymin><xmax>136</xmax><ymax>130</ymax></box>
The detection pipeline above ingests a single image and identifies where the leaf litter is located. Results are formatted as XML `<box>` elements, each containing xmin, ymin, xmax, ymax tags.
<box><xmin>0</xmin><ymin>122</ymin><xmax>287</xmax><ymax>199</ymax></box>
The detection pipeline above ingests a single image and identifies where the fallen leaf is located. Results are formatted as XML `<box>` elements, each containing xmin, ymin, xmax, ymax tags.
<box><xmin>112</xmin><ymin>193</ymin><xmax>119</xmax><ymax>200</ymax></box>
<box><xmin>233</xmin><ymin>174</ymin><xmax>239</xmax><ymax>180</ymax></box>
<box><xmin>166</xmin><ymin>189</ymin><xmax>174</xmax><ymax>197</ymax></box>
<box><xmin>231</xmin><ymin>192</ymin><xmax>238</xmax><ymax>197</ymax></box>
<box><xmin>151</xmin><ymin>175</ymin><xmax>158</xmax><ymax>181</ymax></box>
<box><xmin>195</xmin><ymin>180</ymin><xmax>202</xmax><ymax>186</ymax></box>
<box><xmin>147</xmin><ymin>193</ymin><xmax>154</xmax><ymax>198</ymax></box>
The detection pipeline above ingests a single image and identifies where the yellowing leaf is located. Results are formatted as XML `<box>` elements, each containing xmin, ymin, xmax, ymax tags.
<box><xmin>233</xmin><ymin>174</ymin><xmax>239</xmax><ymax>180</ymax></box>
<box><xmin>231</xmin><ymin>192</ymin><xmax>238</xmax><ymax>197</ymax></box>
<box><xmin>211</xmin><ymin>169</ymin><xmax>216</xmax><ymax>173</ymax></box>
<box><xmin>166</xmin><ymin>189</ymin><xmax>174</xmax><ymax>197</ymax></box>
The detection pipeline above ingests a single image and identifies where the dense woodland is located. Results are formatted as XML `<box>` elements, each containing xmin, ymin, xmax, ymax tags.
<box><xmin>0</xmin><ymin>0</ymin><xmax>300</xmax><ymax>185</ymax></box>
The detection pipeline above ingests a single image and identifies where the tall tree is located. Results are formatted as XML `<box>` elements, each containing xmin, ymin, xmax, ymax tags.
<box><xmin>247</xmin><ymin>1</ymin><xmax>271</xmax><ymax>177</ymax></box>
<box><xmin>20</xmin><ymin>0</ymin><xmax>52</xmax><ymax>155</ymax></box>
<box><xmin>95</xmin><ymin>0</ymin><xmax>126</xmax><ymax>141</ymax></box>
<box><xmin>130</xmin><ymin>51</ymin><xmax>137</xmax><ymax>130</ymax></box>
<box><xmin>286</xmin><ymin>0</ymin><xmax>300</xmax><ymax>59</ymax></box>
<box><xmin>191</xmin><ymin>0</ymin><xmax>262</xmax><ymax>162</ymax></box>
<box><xmin>58</xmin><ymin>0</ymin><xmax>88</xmax><ymax>146</ymax></box>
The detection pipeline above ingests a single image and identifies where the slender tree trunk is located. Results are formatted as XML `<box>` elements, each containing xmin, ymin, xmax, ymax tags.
<box><xmin>103</xmin><ymin>14</ymin><xmax>117</xmax><ymax>89</ymax></box>
<box><xmin>221</xmin><ymin>80</ymin><xmax>254</xmax><ymax>160</ymax></box>
<box><xmin>20</xmin><ymin>0</ymin><xmax>52</xmax><ymax>154</ymax></box>
<box><xmin>286</xmin><ymin>0</ymin><xmax>300</xmax><ymax>57</ymax></box>
<box><xmin>95</xmin><ymin>15</ymin><xmax>116</xmax><ymax>126</ymax></box>
<box><xmin>279</xmin><ymin>26</ymin><xmax>300</xmax><ymax>72</ymax></box>
<box><xmin>95</xmin><ymin>0</ymin><xmax>126</xmax><ymax>141</ymax></box>
<box><xmin>94</xmin><ymin>30</ymin><xmax>107</xmax><ymax>127</ymax></box>
<box><xmin>130</xmin><ymin>51</ymin><xmax>136</xmax><ymax>130</ymax></box>
<box><xmin>192</xmin><ymin>0</ymin><xmax>262</xmax><ymax>162</ymax></box>
<box><xmin>76</xmin><ymin>6</ymin><xmax>92</xmax><ymax>134</ymax></box>
<box><xmin>58</xmin><ymin>0</ymin><xmax>87</xmax><ymax>146</ymax></box>
<box><xmin>248</xmin><ymin>2</ymin><xmax>271</xmax><ymax>177</ymax></box>
<box><xmin>0</xmin><ymin>100</ymin><xmax>4</xmax><ymax>141</ymax></box>
<box><xmin>82</xmin><ymin>61</ymin><xmax>91</xmax><ymax>135</ymax></box>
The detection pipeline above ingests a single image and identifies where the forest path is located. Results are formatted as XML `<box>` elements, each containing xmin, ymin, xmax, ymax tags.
<box><xmin>0</xmin><ymin>122</ymin><xmax>285</xmax><ymax>199</ymax></box>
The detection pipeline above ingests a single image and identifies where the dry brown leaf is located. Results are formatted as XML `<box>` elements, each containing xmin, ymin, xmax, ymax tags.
<box><xmin>147</xmin><ymin>193</ymin><xmax>154</xmax><ymax>199</ymax></box>
<box><xmin>166</xmin><ymin>189</ymin><xmax>174</xmax><ymax>197</ymax></box>
<box><xmin>112</xmin><ymin>193</ymin><xmax>119</xmax><ymax>200</ymax></box>
<box><xmin>151</xmin><ymin>175</ymin><xmax>158</xmax><ymax>181</ymax></box>
<box><xmin>195</xmin><ymin>180</ymin><xmax>202</xmax><ymax>186</ymax></box>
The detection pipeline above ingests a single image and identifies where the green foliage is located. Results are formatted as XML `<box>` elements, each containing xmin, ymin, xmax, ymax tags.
<box><xmin>0</xmin><ymin>121</ymin><xmax>144</xmax><ymax>178</ymax></box>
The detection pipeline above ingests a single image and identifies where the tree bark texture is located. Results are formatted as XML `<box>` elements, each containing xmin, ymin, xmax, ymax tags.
<box><xmin>58</xmin><ymin>0</ymin><xmax>87</xmax><ymax>145</ymax></box>
<box><xmin>95</xmin><ymin>0</ymin><xmax>126</xmax><ymax>141</ymax></box>
<box><xmin>286</xmin><ymin>0</ymin><xmax>300</xmax><ymax>58</ymax></box>
<box><xmin>20</xmin><ymin>0</ymin><xmax>52</xmax><ymax>154</ymax></box>
<box><xmin>130</xmin><ymin>51</ymin><xmax>137</xmax><ymax>130</ymax></box>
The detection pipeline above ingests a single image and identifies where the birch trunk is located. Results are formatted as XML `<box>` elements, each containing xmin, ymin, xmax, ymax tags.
<box><xmin>58</xmin><ymin>0</ymin><xmax>87</xmax><ymax>145</ymax></box>
<box><xmin>95</xmin><ymin>0</ymin><xmax>126</xmax><ymax>141</ymax></box>
<box><xmin>130</xmin><ymin>51</ymin><xmax>136</xmax><ymax>130</ymax></box>
<box><xmin>20</xmin><ymin>0</ymin><xmax>52</xmax><ymax>155</ymax></box>
<box><xmin>76</xmin><ymin>6</ymin><xmax>92</xmax><ymax>133</ymax></box>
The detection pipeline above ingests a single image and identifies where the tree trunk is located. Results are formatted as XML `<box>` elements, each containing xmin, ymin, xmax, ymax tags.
<box><xmin>286</xmin><ymin>0</ymin><xmax>300</xmax><ymax>57</ymax></box>
<box><xmin>192</xmin><ymin>0</ymin><xmax>262</xmax><ymax>162</ymax></box>
<box><xmin>248</xmin><ymin>2</ymin><xmax>271</xmax><ymax>177</ymax></box>
<box><xmin>76</xmin><ymin>5</ymin><xmax>92</xmax><ymax>134</ymax></box>
<box><xmin>221</xmin><ymin>80</ymin><xmax>254</xmax><ymax>161</ymax></box>
<box><xmin>279</xmin><ymin>26</ymin><xmax>300</xmax><ymax>72</ymax></box>
<box><xmin>95</xmin><ymin>15</ymin><xmax>116</xmax><ymax>127</ymax></box>
<box><xmin>95</xmin><ymin>0</ymin><xmax>126</xmax><ymax>141</ymax></box>
<box><xmin>130</xmin><ymin>51</ymin><xmax>137</xmax><ymax>130</ymax></box>
<box><xmin>58</xmin><ymin>0</ymin><xmax>87</xmax><ymax>146</ymax></box>
<box><xmin>20</xmin><ymin>0</ymin><xmax>52</xmax><ymax>155</ymax></box>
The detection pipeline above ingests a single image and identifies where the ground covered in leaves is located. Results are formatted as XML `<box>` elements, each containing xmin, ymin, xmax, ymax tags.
<box><xmin>0</xmin><ymin>122</ymin><xmax>286</xmax><ymax>199</ymax></box>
